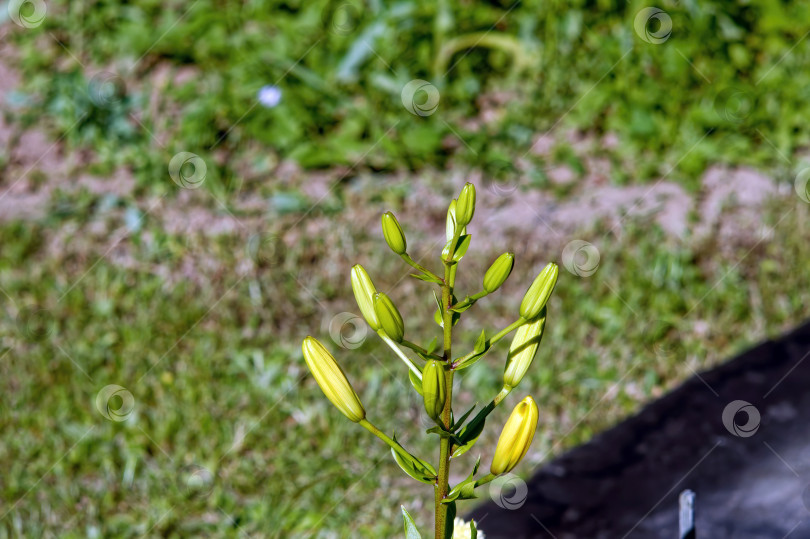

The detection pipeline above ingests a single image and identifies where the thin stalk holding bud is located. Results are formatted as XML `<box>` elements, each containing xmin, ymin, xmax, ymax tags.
<box><xmin>378</xmin><ymin>331</ymin><xmax>423</xmax><ymax>380</ymax></box>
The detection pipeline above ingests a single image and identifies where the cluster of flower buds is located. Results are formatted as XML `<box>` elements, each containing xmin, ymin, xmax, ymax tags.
<box><xmin>300</xmin><ymin>181</ymin><xmax>558</xmax><ymax>536</ymax></box>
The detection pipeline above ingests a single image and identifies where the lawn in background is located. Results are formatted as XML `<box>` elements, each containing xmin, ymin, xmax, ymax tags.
<box><xmin>3</xmin><ymin>0</ymin><xmax>810</xmax><ymax>536</ymax></box>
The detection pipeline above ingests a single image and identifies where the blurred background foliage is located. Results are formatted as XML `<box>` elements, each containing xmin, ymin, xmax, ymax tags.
<box><xmin>3</xmin><ymin>0</ymin><xmax>810</xmax><ymax>537</ymax></box>
<box><xmin>7</xmin><ymin>0</ymin><xmax>810</xmax><ymax>189</ymax></box>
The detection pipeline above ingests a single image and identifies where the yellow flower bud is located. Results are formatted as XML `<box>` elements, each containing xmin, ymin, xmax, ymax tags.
<box><xmin>455</xmin><ymin>183</ymin><xmax>476</xmax><ymax>227</ymax></box>
<box><xmin>351</xmin><ymin>264</ymin><xmax>380</xmax><ymax>330</ymax></box>
<box><xmin>483</xmin><ymin>252</ymin><xmax>514</xmax><ymax>294</ymax></box>
<box><xmin>503</xmin><ymin>311</ymin><xmax>546</xmax><ymax>389</ymax></box>
<box><xmin>490</xmin><ymin>396</ymin><xmax>539</xmax><ymax>475</ymax></box>
<box><xmin>381</xmin><ymin>212</ymin><xmax>407</xmax><ymax>255</ymax></box>
<box><xmin>519</xmin><ymin>263</ymin><xmax>558</xmax><ymax>320</ymax></box>
<box><xmin>373</xmin><ymin>292</ymin><xmax>405</xmax><ymax>342</ymax></box>
<box><xmin>302</xmin><ymin>337</ymin><xmax>365</xmax><ymax>423</ymax></box>
<box><xmin>422</xmin><ymin>360</ymin><xmax>447</xmax><ymax>420</ymax></box>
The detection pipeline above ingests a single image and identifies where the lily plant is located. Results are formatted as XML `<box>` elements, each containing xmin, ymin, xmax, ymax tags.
<box><xmin>302</xmin><ymin>183</ymin><xmax>558</xmax><ymax>538</ymax></box>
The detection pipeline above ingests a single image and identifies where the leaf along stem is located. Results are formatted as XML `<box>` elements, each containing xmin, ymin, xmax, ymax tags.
<box><xmin>452</xmin><ymin>317</ymin><xmax>526</xmax><ymax>369</ymax></box>
<box><xmin>401</xmin><ymin>339</ymin><xmax>443</xmax><ymax>361</ymax></box>
<box><xmin>400</xmin><ymin>253</ymin><xmax>443</xmax><ymax>283</ymax></box>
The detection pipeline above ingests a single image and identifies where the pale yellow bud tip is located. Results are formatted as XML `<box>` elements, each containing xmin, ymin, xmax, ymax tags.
<box><xmin>302</xmin><ymin>336</ymin><xmax>365</xmax><ymax>423</ymax></box>
<box><xmin>490</xmin><ymin>396</ymin><xmax>539</xmax><ymax>475</ymax></box>
<box><xmin>351</xmin><ymin>264</ymin><xmax>380</xmax><ymax>331</ymax></box>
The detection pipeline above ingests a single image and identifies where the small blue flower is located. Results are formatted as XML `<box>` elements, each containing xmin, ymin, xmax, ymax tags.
<box><xmin>257</xmin><ymin>85</ymin><xmax>282</xmax><ymax>108</ymax></box>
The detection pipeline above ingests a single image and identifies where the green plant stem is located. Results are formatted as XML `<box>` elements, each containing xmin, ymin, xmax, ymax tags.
<box><xmin>472</xmin><ymin>472</ymin><xmax>498</xmax><ymax>489</ymax></box>
<box><xmin>452</xmin><ymin>318</ymin><xmax>526</xmax><ymax>368</ymax></box>
<box><xmin>493</xmin><ymin>385</ymin><xmax>511</xmax><ymax>406</ymax></box>
<box><xmin>359</xmin><ymin>419</ymin><xmax>412</xmax><ymax>461</ymax></box>
<box><xmin>401</xmin><ymin>339</ymin><xmax>443</xmax><ymax>361</ymax></box>
<box><xmin>378</xmin><ymin>332</ymin><xmax>423</xmax><ymax>379</ymax></box>
<box><xmin>449</xmin><ymin>290</ymin><xmax>487</xmax><ymax>311</ymax></box>
<box><xmin>435</xmin><ymin>263</ymin><xmax>456</xmax><ymax>538</ymax></box>
<box><xmin>400</xmin><ymin>253</ymin><xmax>443</xmax><ymax>283</ymax></box>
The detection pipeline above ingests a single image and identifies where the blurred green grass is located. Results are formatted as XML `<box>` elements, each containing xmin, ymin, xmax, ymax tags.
<box><xmin>6</xmin><ymin>0</ymin><xmax>810</xmax><ymax>188</ymax></box>
<box><xmin>1</xmin><ymin>196</ymin><xmax>808</xmax><ymax>536</ymax></box>
<box><xmin>3</xmin><ymin>0</ymin><xmax>810</xmax><ymax>536</ymax></box>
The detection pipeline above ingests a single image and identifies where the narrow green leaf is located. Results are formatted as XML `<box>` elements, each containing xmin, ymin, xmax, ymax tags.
<box><xmin>474</xmin><ymin>329</ymin><xmax>487</xmax><ymax>353</ymax></box>
<box><xmin>390</xmin><ymin>435</ymin><xmax>437</xmax><ymax>484</ymax></box>
<box><xmin>453</xmin><ymin>350</ymin><xmax>487</xmax><ymax>371</ymax></box>
<box><xmin>451</xmin><ymin>431</ymin><xmax>482</xmax><ymax>459</ymax></box>
<box><xmin>410</xmin><ymin>272</ymin><xmax>444</xmax><ymax>284</ymax></box>
<box><xmin>470</xmin><ymin>520</ymin><xmax>478</xmax><ymax>539</ymax></box>
<box><xmin>426</xmin><ymin>337</ymin><xmax>439</xmax><ymax>354</ymax></box>
<box><xmin>452</xmin><ymin>234</ymin><xmax>472</xmax><ymax>262</ymax></box>
<box><xmin>442</xmin><ymin>234</ymin><xmax>472</xmax><ymax>262</ymax></box>
<box><xmin>449</xmin><ymin>297</ymin><xmax>476</xmax><ymax>313</ymax></box>
<box><xmin>402</xmin><ymin>506</ymin><xmax>422</xmax><ymax>539</ymax></box>
<box><xmin>443</xmin><ymin>457</ymin><xmax>481</xmax><ymax>503</ymax></box>
<box><xmin>452</xmin><ymin>403</ymin><xmax>496</xmax><ymax>457</ymax></box>
<box><xmin>433</xmin><ymin>291</ymin><xmax>444</xmax><ymax>327</ymax></box>
<box><xmin>443</xmin><ymin>502</ymin><xmax>457</xmax><ymax>539</ymax></box>
<box><xmin>425</xmin><ymin>426</ymin><xmax>464</xmax><ymax>444</ymax></box>
<box><xmin>409</xmin><ymin>368</ymin><xmax>423</xmax><ymax>395</ymax></box>
<box><xmin>451</xmin><ymin>403</ymin><xmax>477</xmax><ymax>430</ymax></box>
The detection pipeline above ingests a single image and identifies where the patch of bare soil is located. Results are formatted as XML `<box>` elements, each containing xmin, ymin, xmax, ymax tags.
<box><xmin>0</xmin><ymin>49</ymin><xmax>786</xmax><ymax>286</ymax></box>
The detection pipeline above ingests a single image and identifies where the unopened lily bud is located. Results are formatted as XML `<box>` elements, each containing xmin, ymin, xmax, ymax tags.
<box><xmin>503</xmin><ymin>311</ymin><xmax>546</xmax><ymax>389</ymax></box>
<box><xmin>373</xmin><ymin>292</ymin><xmax>405</xmax><ymax>342</ymax></box>
<box><xmin>381</xmin><ymin>212</ymin><xmax>407</xmax><ymax>255</ymax></box>
<box><xmin>446</xmin><ymin>200</ymin><xmax>457</xmax><ymax>241</ymax></box>
<box><xmin>455</xmin><ymin>183</ymin><xmax>476</xmax><ymax>227</ymax></box>
<box><xmin>302</xmin><ymin>337</ymin><xmax>365</xmax><ymax>423</ymax></box>
<box><xmin>422</xmin><ymin>360</ymin><xmax>447</xmax><ymax>420</ymax></box>
<box><xmin>483</xmin><ymin>252</ymin><xmax>514</xmax><ymax>294</ymax></box>
<box><xmin>351</xmin><ymin>265</ymin><xmax>380</xmax><ymax>330</ymax></box>
<box><xmin>490</xmin><ymin>396</ymin><xmax>539</xmax><ymax>475</ymax></box>
<box><xmin>519</xmin><ymin>263</ymin><xmax>558</xmax><ymax>320</ymax></box>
